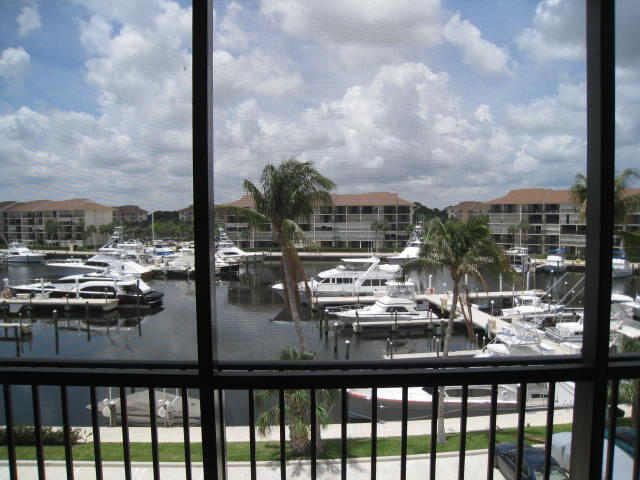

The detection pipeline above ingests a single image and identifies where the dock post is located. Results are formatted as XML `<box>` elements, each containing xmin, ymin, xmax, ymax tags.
<box><xmin>345</xmin><ymin>340</ymin><xmax>350</xmax><ymax>360</ymax></box>
<box><xmin>3</xmin><ymin>302</ymin><xmax>7</xmax><ymax>322</ymax></box>
<box><xmin>85</xmin><ymin>301</ymin><xmax>90</xmax><ymax>320</ymax></box>
<box><xmin>389</xmin><ymin>341</ymin><xmax>394</xmax><ymax>359</ymax></box>
<box><xmin>435</xmin><ymin>337</ymin><xmax>440</xmax><ymax>358</ymax></box>
<box><xmin>499</xmin><ymin>273</ymin><xmax>502</xmax><ymax>293</ymax></box>
<box><xmin>333</xmin><ymin>322</ymin><xmax>339</xmax><ymax>353</ymax></box>
<box><xmin>354</xmin><ymin>310</ymin><xmax>361</xmax><ymax>334</ymax></box>
<box><xmin>386</xmin><ymin>338</ymin><xmax>391</xmax><ymax>357</ymax></box>
<box><xmin>87</xmin><ymin>314</ymin><xmax>91</xmax><ymax>342</ymax></box>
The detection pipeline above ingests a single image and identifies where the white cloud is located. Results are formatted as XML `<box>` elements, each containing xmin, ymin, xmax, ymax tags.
<box><xmin>17</xmin><ymin>5</ymin><xmax>42</xmax><ymax>37</ymax></box>
<box><xmin>260</xmin><ymin>0</ymin><xmax>443</xmax><ymax>64</ymax></box>
<box><xmin>443</xmin><ymin>13</ymin><xmax>513</xmax><ymax>76</ymax></box>
<box><xmin>0</xmin><ymin>46</ymin><xmax>31</xmax><ymax>89</ymax></box>
<box><xmin>516</xmin><ymin>0</ymin><xmax>585</xmax><ymax>63</ymax></box>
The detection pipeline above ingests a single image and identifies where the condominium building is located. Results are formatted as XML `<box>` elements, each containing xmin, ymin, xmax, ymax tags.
<box><xmin>0</xmin><ymin>198</ymin><xmax>113</xmax><ymax>247</ymax></box>
<box><xmin>113</xmin><ymin>205</ymin><xmax>149</xmax><ymax>224</ymax></box>
<box><xmin>446</xmin><ymin>201</ymin><xmax>489</xmax><ymax>221</ymax></box>
<box><xmin>218</xmin><ymin>192</ymin><xmax>414</xmax><ymax>249</ymax></box>
<box><xmin>483</xmin><ymin>188</ymin><xmax>640</xmax><ymax>256</ymax></box>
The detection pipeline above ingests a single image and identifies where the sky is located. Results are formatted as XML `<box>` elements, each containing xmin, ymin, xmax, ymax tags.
<box><xmin>0</xmin><ymin>0</ymin><xmax>638</xmax><ymax>211</ymax></box>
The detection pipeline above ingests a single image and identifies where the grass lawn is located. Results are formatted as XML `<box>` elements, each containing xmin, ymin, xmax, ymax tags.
<box><xmin>0</xmin><ymin>424</ymin><xmax>574</xmax><ymax>463</ymax></box>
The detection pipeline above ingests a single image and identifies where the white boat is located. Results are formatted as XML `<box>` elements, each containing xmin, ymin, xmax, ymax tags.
<box><xmin>47</xmin><ymin>254</ymin><xmax>153</xmax><ymax>279</ymax></box>
<box><xmin>216</xmin><ymin>228</ymin><xmax>262</xmax><ymax>263</ymax></box>
<box><xmin>4</xmin><ymin>242</ymin><xmax>45</xmax><ymax>263</ymax></box>
<box><xmin>537</xmin><ymin>251</ymin><xmax>567</xmax><ymax>274</ymax></box>
<box><xmin>387</xmin><ymin>222</ymin><xmax>424</xmax><ymax>264</ymax></box>
<box><xmin>610</xmin><ymin>293</ymin><xmax>640</xmax><ymax>320</ymax></box>
<box><xmin>99</xmin><ymin>227</ymin><xmax>146</xmax><ymax>259</ymax></box>
<box><xmin>272</xmin><ymin>256</ymin><xmax>402</xmax><ymax>302</ymax></box>
<box><xmin>348</xmin><ymin>382</ymin><xmax>574</xmax><ymax>421</ymax></box>
<box><xmin>612</xmin><ymin>256</ymin><xmax>633</xmax><ymax>278</ymax></box>
<box><xmin>506</xmin><ymin>246</ymin><xmax>531</xmax><ymax>274</ymax></box>
<box><xmin>331</xmin><ymin>293</ymin><xmax>433</xmax><ymax>326</ymax></box>
<box><xmin>10</xmin><ymin>271</ymin><xmax>163</xmax><ymax>308</ymax></box>
<box><xmin>499</xmin><ymin>294</ymin><xmax>564</xmax><ymax>319</ymax></box>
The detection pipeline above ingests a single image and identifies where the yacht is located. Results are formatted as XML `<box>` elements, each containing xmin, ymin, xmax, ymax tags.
<box><xmin>499</xmin><ymin>294</ymin><xmax>564</xmax><ymax>320</ymax></box>
<box><xmin>348</xmin><ymin>382</ymin><xmax>574</xmax><ymax>421</ymax></box>
<box><xmin>216</xmin><ymin>227</ymin><xmax>262</xmax><ymax>264</ymax></box>
<box><xmin>330</xmin><ymin>291</ymin><xmax>432</xmax><ymax>326</ymax></box>
<box><xmin>99</xmin><ymin>227</ymin><xmax>146</xmax><ymax>259</ymax></box>
<box><xmin>387</xmin><ymin>222</ymin><xmax>424</xmax><ymax>264</ymax></box>
<box><xmin>4</xmin><ymin>242</ymin><xmax>45</xmax><ymax>263</ymax></box>
<box><xmin>537</xmin><ymin>249</ymin><xmax>567</xmax><ymax>274</ymax></box>
<box><xmin>506</xmin><ymin>246</ymin><xmax>531</xmax><ymax>273</ymax></box>
<box><xmin>47</xmin><ymin>254</ymin><xmax>153</xmax><ymax>279</ymax></box>
<box><xmin>10</xmin><ymin>271</ymin><xmax>163</xmax><ymax>308</ymax></box>
<box><xmin>272</xmin><ymin>256</ymin><xmax>402</xmax><ymax>302</ymax></box>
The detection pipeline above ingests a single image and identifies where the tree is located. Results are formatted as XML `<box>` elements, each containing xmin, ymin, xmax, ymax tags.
<box><xmin>44</xmin><ymin>219</ymin><xmax>59</xmax><ymax>241</ymax></box>
<box><xmin>370</xmin><ymin>220</ymin><xmax>390</xmax><ymax>252</ymax></box>
<box><xmin>413</xmin><ymin>202</ymin><xmax>449</xmax><ymax>223</ymax></box>
<box><xmin>83</xmin><ymin>225</ymin><xmax>98</xmax><ymax>248</ymax></box>
<box><xmin>217</xmin><ymin>159</ymin><xmax>335</xmax><ymax>353</ymax></box>
<box><xmin>571</xmin><ymin>168</ymin><xmax>640</xmax><ymax>227</ymax></box>
<box><xmin>508</xmin><ymin>219</ymin><xmax>530</xmax><ymax>247</ymax></box>
<box><xmin>402</xmin><ymin>216</ymin><xmax>510</xmax><ymax>442</ymax></box>
<box><xmin>255</xmin><ymin>348</ymin><xmax>337</xmax><ymax>455</ymax></box>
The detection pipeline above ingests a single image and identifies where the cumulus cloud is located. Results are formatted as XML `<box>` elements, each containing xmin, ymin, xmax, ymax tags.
<box><xmin>516</xmin><ymin>0</ymin><xmax>585</xmax><ymax>62</ymax></box>
<box><xmin>17</xmin><ymin>4</ymin><xmax>42</xmax><ymax>37</ymax></box>
<box><xmin>0</xmin><ymin>46</ymin><xmax>31</xmax><ymax>89</ymax></box>
<box><xmin>443</xmin><ymin>13</ymin><xmax>513</xmax><ymax>76</ymax></box>
<box><xmin>260</xmin><ymin>0</ymin><xmax>444</xmax><ymax>64</ymax></box>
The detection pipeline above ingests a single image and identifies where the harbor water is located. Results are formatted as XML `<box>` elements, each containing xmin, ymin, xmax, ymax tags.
<box><xmin>0</xmin><ymin>260</ymin><xmax>637</xmax><ymax>426</ymax></box>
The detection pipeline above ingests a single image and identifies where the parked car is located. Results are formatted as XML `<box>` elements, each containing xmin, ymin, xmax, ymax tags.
<box><xmin>551</xmin><ymin>431</ymin><xmax>634</xmax><ymax>479</ymax></box>
<box><xmin>495</xmin><ymin>442</ymin><xmax>569</xmax><ymax>480</ymax></box>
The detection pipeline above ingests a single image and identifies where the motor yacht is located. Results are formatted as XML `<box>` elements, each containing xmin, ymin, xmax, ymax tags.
<box><xmin>272</xmin><ymin>256</ymin><xmax>402</xmax><ymax>302</ymax></box>
<box><xmin>612</xmin><ymin>256</ymin><xmax>633</xmax><ymax>278</ymax></box>
<box><xmin>330</xmin><ymin>292</ymin><xmax>432</xmax><ymax>326</ymax></box>
<box><xmin>216</xmin><ymin>227</ymin><xmax>262</xmax><ymax>263</ymax></box>
<box><xmin>4</xmin><ymin>242</ymin><xmax>45</xmax><ymax>263</ymax></box>
<box><xmin>10</xmin><ymin>271</ymin><xmax>163</xmax><ymax>308</ymax></box>
<box><xmin>47</xmin><ymin>254</ymin><xmax>153</xmax><ymax>279</ymax></box>
<box><xmin>499</xmin><ymin>294</ymin><xmax>564</xmax><ymax>320</ymax></box>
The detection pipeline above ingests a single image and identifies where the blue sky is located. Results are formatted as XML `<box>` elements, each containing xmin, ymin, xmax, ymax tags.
<box><xmin>0</xmin><ymin>0</ymin><xmax>637</xmax><ymax>210</ymax></box>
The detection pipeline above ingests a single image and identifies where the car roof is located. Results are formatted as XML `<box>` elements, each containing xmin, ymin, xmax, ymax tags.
<box><xmin>495</xmin><ymin>442</ymin><xmax>551</xmax><ymax>466</ymax></box>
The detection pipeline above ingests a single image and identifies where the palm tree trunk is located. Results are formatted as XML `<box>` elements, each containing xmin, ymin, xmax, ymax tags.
<box><xmin>279</xmin><ymin>237</ymin><xmax>308</xmax><ymax>353</ymax></box>
<box><xmin>437</xmin><ymin>278</ymin><xmax>460</xmax><ymax>443</ymax></box>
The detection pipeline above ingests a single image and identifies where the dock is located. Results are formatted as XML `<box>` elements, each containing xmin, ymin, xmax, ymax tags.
<box><xmin>0</xmin><ymin>297</ymin><xmax>119</xmax><ymax>313</ymax></box>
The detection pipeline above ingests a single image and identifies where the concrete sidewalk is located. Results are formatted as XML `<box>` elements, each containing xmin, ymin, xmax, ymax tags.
<box><xmin>3</xmin><ymin>450</ymin><xmax>507</xmax><ymax>479</ymax></box>
<box><xmin>76</xmin><ymin>408</ymin><xmax>575</xmax><ymax>443</ymax></box>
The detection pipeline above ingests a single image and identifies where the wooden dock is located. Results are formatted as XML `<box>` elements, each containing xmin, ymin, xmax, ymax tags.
<box><xmin>0</xmin><ymin>298</ymin><xmax>119</xmax><ymax>312</ymax></box>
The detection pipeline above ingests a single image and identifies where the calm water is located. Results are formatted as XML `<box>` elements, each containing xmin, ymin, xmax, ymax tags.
<box><xmin>1</xmin><ymin>259</ymin><xmax>637</xmax><ymax>425</ymax></box>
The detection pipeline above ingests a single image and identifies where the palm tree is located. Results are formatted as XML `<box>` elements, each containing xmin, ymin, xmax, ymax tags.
<box><xmin>370</xmin><ymin>220</ymin><xmax>390</xmax><ymax>252</ymax></box>
<box><xmin>571</xmin><ymin>168</ymin><xmax>640</xmax><ymax>226</ymax></box>
<box><xmin>45</xmin><ymin>219</ymin><xmax>59</xmax><ymax>242</ymax></box>
<box><xmin>83</xmin><ymin>225</ymin><xmax>98</xmax><ymax>248</ymax></box>
<box><xmin>217</xmin><ymin>159</ymin><xmax>335</xmax><ymax>353</ymax></box>
<box><xmin>402</xmin><ymin>216</ymin><xmax>510</xmax><ymax>443</ymax></box>
<box><xmin>255</xmin><ymin>347</ymin><xmax>337</xmax><ymax>455</ymax></box>
<box><xmin>508</xmin><ymin>220</ymin><xmax>530</xmax><ymax>247</ymax></box>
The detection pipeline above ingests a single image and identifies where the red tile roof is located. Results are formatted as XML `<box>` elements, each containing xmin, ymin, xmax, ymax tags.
<box><xmin>226</xmin><ymin>192</ymin><xmax>412</xmax><ymax>208</ymax></box>
<box><xmin>486</xmin><ymin>189</ymin><xmax>573</xmax><ymax>205</ymax></box>
<box><xmin>5</xmin><ymin>199</ymin><xmax>113</xmax><ymax>211</ymax></box>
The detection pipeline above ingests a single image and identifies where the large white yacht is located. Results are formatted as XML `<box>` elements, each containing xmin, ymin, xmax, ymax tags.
<box><xmin>11</xmin><ymin>271</ymin><xmax>163</xmax><ymax>308</ymax></box>
<box><xmin>331</xmin><ymin>294</ymin><xmax>432</xmax><ymax>325</ymax></box>
<box><xmin>5</xmin><ymin>242</ymin><xmax>46</xmax><ymax>263</ymax></box>
<box><xmin>216</xmin><ymin>228</ymin><xmax>262</xmax><ymax>263</ymax></box>
<box><xmin>272</xmin><ymin>256</ymin><xmax>402</xmax><ymax>302</ymax></box>
<box><xmin>47</xmin><ymin>254</ymin><xmax>153</xmax><ymax>279</ymax></box>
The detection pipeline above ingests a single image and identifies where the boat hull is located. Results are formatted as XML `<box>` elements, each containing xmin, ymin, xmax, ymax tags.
<box><xmin>6</xmin><ymin>254</ymin><xmax>45</xmax><ymax>263</ymax></box>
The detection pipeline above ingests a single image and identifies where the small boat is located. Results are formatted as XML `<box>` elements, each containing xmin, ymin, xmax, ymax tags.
<box><xmin>87</xmin><ymin>390</ymin><xmax>201</xmax><ymax>426</ymax></box>
<box><xmin>537</xmin><ymin>250</ymin><xmax>567</xmax><ymax>274</ymax></box>
<box><xmin>4</xmin><ymin>242</ymin><xmax>45</xmax><ymax>263</ymax></box>
<box><xmin>330</xmin><ymin>293</ymin><xmax>434</xmax><ymax>326</ymax></box>
<box><xmin>272</xmin><ymin>256</ymin><xmax>402</xmax><ymax>302</ymax></box>
<box><xmin>10</xmin><ymin>271</ymin><xmax>163</xmax><ymax>308</ymax></box>
<box><xmin>506</xmin><ymin>246</ymin><xmax>531</xmax><ymax>274</ymax></box>
<box><xmin>348</xmin><ymin>382</ymin><xmax>574</xmax><ymax>421</ymax></box>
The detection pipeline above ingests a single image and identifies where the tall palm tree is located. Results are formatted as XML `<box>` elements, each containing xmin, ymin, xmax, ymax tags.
<box><xmin>217</xmin><ymin>159</ymin><xmax>335</xmax><ymax>353</ymax></box>
<box><xmin>402</xmin><ymin>216</ymin><xmax>510</xmax><ymax>443</ymax></box>
<box><xmin>571</xmin><ymin>168</ymin><xmax>640</xmax><ymax>226</ymax></box>
<box><xmin>370</xmin><ymin>220</ymin><xmax>390</xmax><ymax>252</ymax></box>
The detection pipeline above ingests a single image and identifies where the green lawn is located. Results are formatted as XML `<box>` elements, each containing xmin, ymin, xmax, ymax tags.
<box><xmin>0</xmin><ymin>424</ymin><xmax>574</xmax><ymax>462</ymax></box>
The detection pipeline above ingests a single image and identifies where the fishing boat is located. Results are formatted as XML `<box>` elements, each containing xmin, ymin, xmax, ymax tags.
<box><xmin>330</xmin><ymin>291</ymin><xmax>433</xmax><ymax>326</ymax></box>
<box><xmin>387</xmin><ymin>222</ymin><xmax>424</xmax><ymax>264</ymax></box>
<box><xmin>537</xmin><ymin>249</ymin><xmax>567</xmax><ymax>274</ymax></box>
<box><xmin>4</xmin><ymin>242</ymin><xmax>45</xmax><ymax>263</ymax></box>
<box><xmin>47</xmin><ymin>254</ymin><xmax>153</xmax><ymax>279</ymax></box>
<box><xmin>506</xmin><ymin>246</ymin><xmax>531</xmax><ymax>274</ymax></box>
<box><xmin>216</xmin><ymin>227</ymin><xmax>262</xmax><ymax>263</ymax></box>
<box><xmin>499</xmin><ymin>294</ymin><xmax>564</xmax><ymax>321</ymax></box>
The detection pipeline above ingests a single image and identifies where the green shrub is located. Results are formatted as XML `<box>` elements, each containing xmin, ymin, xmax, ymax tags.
<box><xmin>0</xmin><ymin>426</ymin><xmax>85</xmax><ymax>446</ymax></box>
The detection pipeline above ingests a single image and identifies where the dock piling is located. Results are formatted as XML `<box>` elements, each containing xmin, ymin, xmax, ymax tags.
<box><xmin>345</xmin><ymin>340</ymin><xmax>350</xmax><ymax>360</ymax></box>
